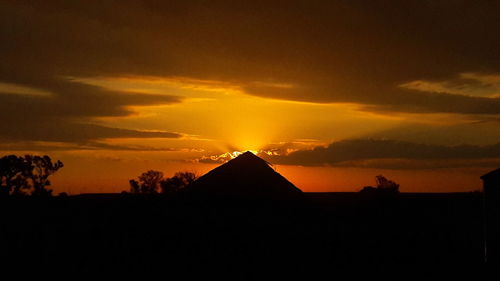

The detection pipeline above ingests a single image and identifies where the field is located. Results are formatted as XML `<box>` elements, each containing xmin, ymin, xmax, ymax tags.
<box><xmin>1</xmin><ymin>192</ymin><xmax>487</xmax><ymax>279</ymax></box>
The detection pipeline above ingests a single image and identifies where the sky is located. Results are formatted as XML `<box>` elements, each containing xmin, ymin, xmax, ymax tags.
<box><xmin>1</xmin><ymin>0</ymin><xmax>500</xmax><ymax>193</ymax></box>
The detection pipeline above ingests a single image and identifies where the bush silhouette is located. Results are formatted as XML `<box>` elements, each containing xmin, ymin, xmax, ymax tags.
<box><xmin>129</xmin><ymin>179</ymin><xmax>140</xmax><ymax>194</ymax></box>
<box><xmin>360</xmin><ymin>175</ymin><xmax>400</xmax><ymax>195</ymax></box>
<box><xmin>129</xmin><ymin>170</ymin><xmax>164</xmax><ymax>194</ymax></box>
<box><xmin>160</xmin><ymin>171</ymin><xmax>197</xmax><ymax>194</ymax></box>
<box><xmin>128</xmin><ymin>170</ymin><xmax>197</xmax><ymax>194</ymax></box>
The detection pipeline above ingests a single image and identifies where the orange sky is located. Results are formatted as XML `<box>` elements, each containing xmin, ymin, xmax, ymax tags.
<box><xmin>43</xmin><ymin>150</ymin><xmax>489</xmax><ymax>195</ymax></box>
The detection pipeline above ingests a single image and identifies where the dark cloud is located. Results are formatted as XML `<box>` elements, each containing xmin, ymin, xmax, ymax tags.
<box><xmin>2</xmin><ymin>0</ymin><xmax>500</xmax><ymax>118</ymax></box>
<box><xmin>0</xmin><ymin>141</ymin><xmax>181</xmax><ymax>152</ymax></box>
<box><xmin>0</xmin><ymin>122</ymin><xmax>181</xmax><ymax>143</ymax></box>
<box><xmin>365</xmin><ymin>121</ymin><xmax>500</xmax><ymax>146</ymax></box>
<box><xmin>262</xmin><ymin>139</ymin><xmax>500</xmax><ymax>169</ymax></box>
<box><xmin>244</xmin><ymin>83</ymin><xmax>500</xmax><ymax>114</ymax></box>
<box><xmin>0</xmin><ymin>82</ymin><xmax>182</xmax><ymax>144</ymax></box>
<box><xmin>330</xmin><ymin>158</ymin><xmax>500</xmax><ymax>170</ymax></box>
<box><xmin>85</xmin><ymin>142</ymin><xmax>180</xmax><ymax>152</ymax></box>
<box><xmin>0</xmin><ymin>84</ymin><xmax>182</xmax><ymax>119</ymax></box>
<box><xmin>0</xmin><ymin>57</ymin><xmax>181</xmax><ymax>144</ymax></box>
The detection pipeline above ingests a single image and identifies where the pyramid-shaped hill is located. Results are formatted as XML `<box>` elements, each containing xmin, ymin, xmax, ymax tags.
<box><xmin>188</xmin><ymin>152</ymin><xmax>303</xmax><ymax>200</ymax></box>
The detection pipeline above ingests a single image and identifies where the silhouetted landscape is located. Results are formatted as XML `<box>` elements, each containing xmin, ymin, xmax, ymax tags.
<box><xmin>4</xmin><ymin>1</ymin><xmax>500</xmax><ymax>279</ymax></box>
<box><xmin>1</xmin><ymin>152</ymin><xmax>496</xmax><ymax>279</ymax></box>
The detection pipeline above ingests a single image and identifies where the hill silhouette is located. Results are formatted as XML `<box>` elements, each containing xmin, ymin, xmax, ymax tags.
<box><xmin>188</xmin><ymin>151</ymin><xmax>303</xmax><ymax>200</ymax></box>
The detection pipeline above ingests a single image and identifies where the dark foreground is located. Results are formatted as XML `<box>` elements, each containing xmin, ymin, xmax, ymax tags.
<box><xmin>1</xmin><ymin>192</ymin><xmax>490</xmax><ymax>279</ymax></box>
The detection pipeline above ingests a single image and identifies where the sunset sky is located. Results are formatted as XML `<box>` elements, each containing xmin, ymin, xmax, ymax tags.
<box><xmin>1</xmin><ymin>0</ymin><xmax>500</xmax><ymax>193</ymax></box>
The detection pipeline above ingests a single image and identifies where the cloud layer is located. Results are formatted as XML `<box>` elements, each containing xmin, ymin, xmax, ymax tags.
<box><xmin>2</xmin><ymin>1</ymin><xmax>500</xmax><ymax>113</ymax></box>
<box><xmin>261</xmin><ymin>139</ymin><xmax>500</xmax><ymax>169</ymax></box>
<box><xmin>2</xmin><ymin>1</ymin><xmax>500</xmax><ymax>150</ymax></box>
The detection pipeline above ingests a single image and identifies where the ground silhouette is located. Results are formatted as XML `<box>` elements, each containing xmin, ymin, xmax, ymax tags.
<box><xmin>0</xmin><ymin>153</ymin><xmax>492</xmax><ymax>279</ymax></box>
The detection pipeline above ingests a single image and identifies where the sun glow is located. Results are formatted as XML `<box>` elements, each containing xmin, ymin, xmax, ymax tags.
<box><xmin>222</xmin><ymin>151</ymin><xmax>249</xmax><ymax>159</ymax></box>
<box><xmin>200</xmin><ymin>150</ymin><xmax>259</xmax><ymax>163</ymax></box>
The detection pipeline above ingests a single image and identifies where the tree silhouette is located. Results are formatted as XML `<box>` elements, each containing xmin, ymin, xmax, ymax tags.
<box><xmin>0</xmin><ymin>155</ymin><xmax>63</xmax><ymax>196</ymax></box>
<box><xmin>375</xmin><ymin>175</ymin><xmax>399</xmax><ymax>192</ymax></box>
<box><xmin>0</xmin><ymin>155</ymin><xmax>30</xmax><ymax>196</ymax></box>
<box><xmin>25</xmin><ymin>155</ymin><xmax>64</xmax><ymax>196</ymax></box>
<box><xmin>128</xmin><ymin>170</ymin><xmax>197</xmax><ymax>194</ymax></box>
<box><xmin>129</xmin><ymin>170</ymin><xmax>164</xmax><ymax>194</ymax></box>
<box><xmin>139</xmin><ymin>170</ymin><xmax>163</xmax><ymax>193</ymax></box>
<box><xmin>160</xmin><ymin>171</ymin><xmax>197</xmax><ymax>194</ymax></box>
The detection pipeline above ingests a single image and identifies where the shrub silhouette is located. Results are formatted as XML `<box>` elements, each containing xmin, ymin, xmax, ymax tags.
<box><xmin>128</xmin><ymin>170</ymin><xmax>197</xmax><ymax>194</ymax></box>
<box><xmin>129</xmin><ymin>179</ymin><xmax>140</xmax><ymax>194</ymax></box>
<box><xmin>361</xmin><ymin>175</ymin><xmax>400</xmax><ymax>194</ymax></box>
<box><xmin>160</xmin><ymin>171</ymin><xmax>197</xmax><ymax>194</ymax></box>
<box><xmin>58</xmin><ymin>192</ymin><xmax>69</xmax><ymax>197</ymax></box>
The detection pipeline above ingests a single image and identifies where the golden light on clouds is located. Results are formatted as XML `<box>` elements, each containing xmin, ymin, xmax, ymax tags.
<box><xmin>75</xmin><ymin>75</ymin><xmax>402</xmax><ymax>146</ymax></box>
<box><xmin>399</xmin><ymin>72</ymin><xmax>500</xmax><ymax>98</ymax></box>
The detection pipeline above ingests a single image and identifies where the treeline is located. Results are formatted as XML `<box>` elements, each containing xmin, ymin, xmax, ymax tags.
<box><xmin>0</xmin><ymin>155</ymin><xmax>63</xmax><ymax>197</ymax></box>
<box><xmin>1</xmin><ymin>153</ymin><xmax>401</xmax><ymax>197</ymax></box>
<box><xmin>128</xmin><ymin>170</ymin><xmax>197</xmax><ymax>194</ymax></box>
